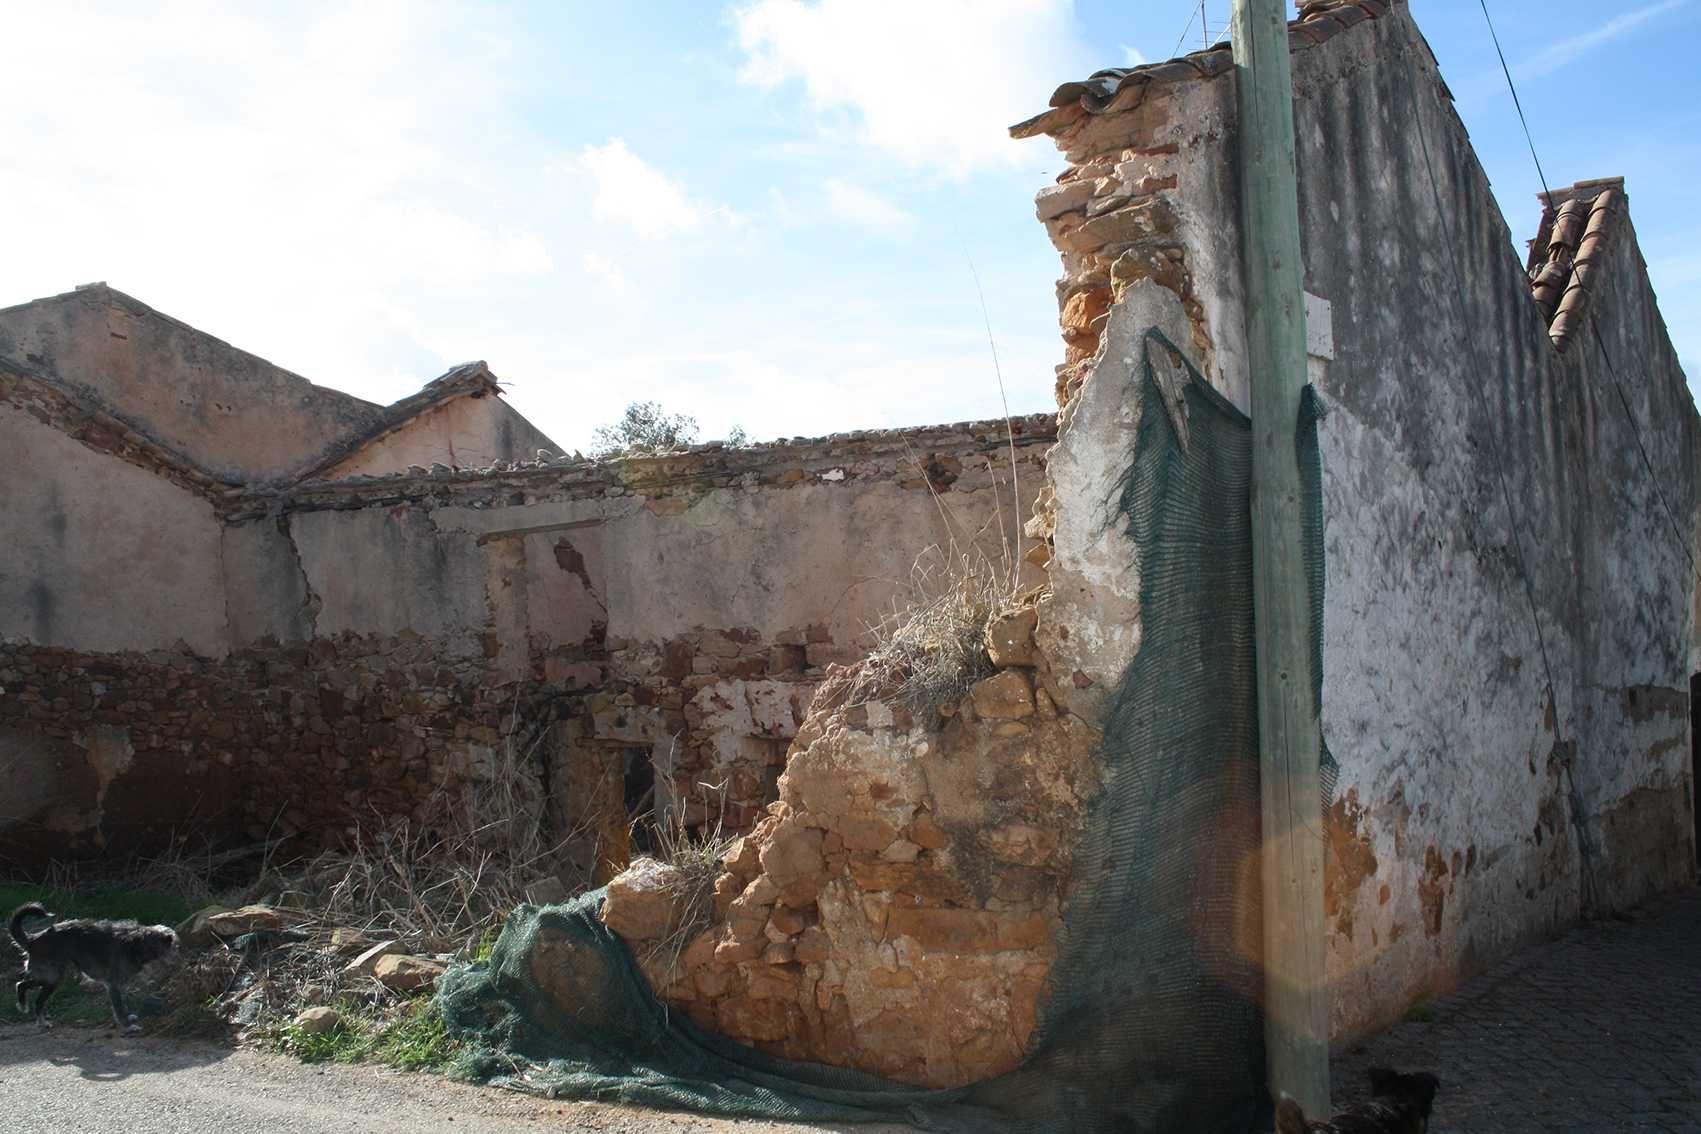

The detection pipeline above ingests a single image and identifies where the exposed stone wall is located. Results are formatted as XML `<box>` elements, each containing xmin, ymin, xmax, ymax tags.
<box><xmin>589</xmin><ymin>282</ymin><xmax>1227</xmax><ymax>1089</ymax></box>
<box><xmin>1020</xmin><ymin>0</ymin><xmax>1699</xmax><ymax>1046</ymax></box>
<box><xmin>0</xmin><ymin>636</ymin><xmax>532</xmax><ymax>862</ymax></box>
<box><xmin>602</xmin><ymin>606</ymin><xmax>1101</xmax><ymax>1089</ymax></box>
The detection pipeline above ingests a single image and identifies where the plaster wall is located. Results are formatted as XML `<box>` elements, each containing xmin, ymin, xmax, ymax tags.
<box><xmin>0</xmin><ymin>287</ymin><xmax>382</xmax><ymax>483</ymax></box>
<box><xmin>1291</xmin><ymin>11</ymin><xmax>1696</xmax><ymax>1037</ymax></box>
<box><xmin>324</xmin><ymin>394</ymin><xmax>560</xmax><ymax>478</ymax></box>
<box><xmin>280</xmin><ymin>506</ymin><xmax>488</xmax><ymax>658</ymax></box>
<box><xmin>0</xmin><ymin>403</ymin><xmax>227</xmax><ymax>656</ymax></box>
<box><xmin>227</xmin><ymin>437</ymin><xmax>1046</xmax><ymax>667</ymax></box>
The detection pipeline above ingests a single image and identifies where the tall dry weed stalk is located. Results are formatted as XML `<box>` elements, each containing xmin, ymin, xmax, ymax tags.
<box><xmin>848</xmin><ymin>435</ymin><xmax>1034</xmax><ymax>716</ymax></box>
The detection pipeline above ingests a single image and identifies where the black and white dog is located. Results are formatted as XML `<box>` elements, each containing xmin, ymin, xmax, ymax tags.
<box><xmin>9</xmin><ymin>902</ymin><xmax>177</xmax><ymax>1032</ymax></box>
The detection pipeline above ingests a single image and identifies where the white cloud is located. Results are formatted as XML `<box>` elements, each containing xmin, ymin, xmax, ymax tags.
<box><xmin>1517</xmin><ymin>0</ymin><xmax>1685</xmax><ymax>80</ymax></box>
<box><xmin>0</xmin><ymin>2</ymin><xmax>568</xmax><ymax>405</ymax></box>
<box><xmin>823</xmin><ymin>179</ymin><xmax>916</xmax><ymax>236</ymax></box>
<box><xmin>1121</xmin><ymin>43</ymin><xmax>1148</xmax><ymax>67</ymax></box>
<box><xmin>730</xmin><ymin>0</ymin><xmax>1094</xmax><ymax>173</ymax></box>
<box><xmin>581</xmin><ymin>138</ymin><xmax>711</xmax><ymax>240</ymax></box>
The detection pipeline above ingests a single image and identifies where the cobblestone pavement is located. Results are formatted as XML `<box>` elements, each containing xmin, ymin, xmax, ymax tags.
<box><xmin>1333</xmin><ymin>885</ymin><xmax>1701</xmax><ymax>1133</ymax></box>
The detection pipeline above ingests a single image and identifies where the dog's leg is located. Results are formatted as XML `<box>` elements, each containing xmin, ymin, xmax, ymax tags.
<box><xmin>106</xmin><ymin>983</ymin><xmax>138</xmax><ymax>1033</ymax></box>
<box><xmin>30</xmin><ymin>979</ymin><xmax>59</xmax><ymax>1029</ymax></box>
<box><xmin>16</xmin><ymin>977</ymin><xmax>39</xmax><ymax>1014</ymax></box>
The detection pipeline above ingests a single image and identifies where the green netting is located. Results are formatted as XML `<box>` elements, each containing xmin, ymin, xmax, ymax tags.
<box><xmin>438</xmin><ymin>327</ymin><xmax>1334</xmax><ymax>1133</ymax></box>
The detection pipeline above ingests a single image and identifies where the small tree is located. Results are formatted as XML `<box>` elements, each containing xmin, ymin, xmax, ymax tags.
<box><xmin>591</xmin><ymin>401</ymin><xmax>700</xmax><ymax>456</ymax></box>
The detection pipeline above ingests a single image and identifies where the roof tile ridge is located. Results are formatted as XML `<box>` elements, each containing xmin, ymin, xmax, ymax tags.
<box><xmin>1547</xmin><ymin>187</ymin><xmax>1624</xmax><ymax>352</ymax></box>
<box><xmin>1011</xmin><ymin>0</ymin><xmax>1402</xmax><ymax>139</ymax></box>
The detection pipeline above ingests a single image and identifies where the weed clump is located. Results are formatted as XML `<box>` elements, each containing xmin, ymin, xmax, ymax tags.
<box><xmin>633</xmin><ymin>798</ymin><xmax>735</xmax><ymax>981</ymax></box>
<box><xmin>852</xmin><ymin>547</ymin><xmax>1021</xmax><ymax>718</ymax></box>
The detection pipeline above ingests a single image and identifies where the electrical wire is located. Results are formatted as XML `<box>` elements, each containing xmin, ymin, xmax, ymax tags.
<box><xmin>1478</xmin><ymin>0</ymin><xmax>1553</xmax><ymax>204</ymax></box>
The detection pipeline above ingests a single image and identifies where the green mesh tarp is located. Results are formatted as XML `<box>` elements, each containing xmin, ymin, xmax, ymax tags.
<box><xmin>439</xmin><ymin>328</ymin><xmax>1334</xmax><ymax>1133</ymax></box>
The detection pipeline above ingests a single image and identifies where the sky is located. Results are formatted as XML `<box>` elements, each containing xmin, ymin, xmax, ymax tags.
<box><xmin>4</xmin><ymin>1</ymin><xmax>1697</xmax><ymax>454</ymax></box>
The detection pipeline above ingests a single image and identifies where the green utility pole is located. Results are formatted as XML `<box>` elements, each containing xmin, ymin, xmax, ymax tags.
<box><xmin>1230</xmin><ymin>0</ymin><xmax>1330</xmax><ymax>1118</ymax></box>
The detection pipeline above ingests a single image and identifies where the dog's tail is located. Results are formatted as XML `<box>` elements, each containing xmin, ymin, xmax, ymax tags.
<box><xmin>1273</xmin><ymin>1094</ymin><xmax>1312</xmax><ymax>1134</ymax></box>
<box><xmin>8</xmin><ymin>903</ymin><xmax>50</xmax><ymax>950</ymax></box>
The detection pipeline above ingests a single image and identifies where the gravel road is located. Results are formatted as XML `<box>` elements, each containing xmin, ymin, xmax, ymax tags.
<box><xmin>0</xmin><ymin>1025</ymin><xmax>919</xmax><ymax>1134</ymax></box>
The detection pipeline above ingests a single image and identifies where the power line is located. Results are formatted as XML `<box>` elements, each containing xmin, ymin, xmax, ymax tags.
<box><xmin>1167</xmin><ymin>2</ymin><xmax>1202</xmax><ymax>63</ymax></box>
<box><xmin>1477</xmin><ymin>0</ymin><xmax>1552</xmax><ymax>205</ymax></box>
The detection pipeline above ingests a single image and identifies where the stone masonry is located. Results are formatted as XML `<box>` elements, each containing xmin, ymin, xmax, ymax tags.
<box><xmin>600</xmin><ymin>601</ymin><xmax>1101</xmax><ymax>1089</ymax></box>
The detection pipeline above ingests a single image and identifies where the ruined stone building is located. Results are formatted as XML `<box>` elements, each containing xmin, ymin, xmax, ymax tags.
<box><xmin>0</xmin><ymin>282</ymin><xmax>1047</xmax><ymax>869</ymax></box>
<box><xmin>2</xmin><ymin>0</ymin><xmax>1696</xmax><ymax>1112</ymax></box>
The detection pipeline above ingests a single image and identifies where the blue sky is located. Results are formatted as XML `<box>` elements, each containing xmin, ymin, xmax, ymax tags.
<box><xmin>5</xmin><ymin>1</ymin><xmax>1696</xmax><ymax>453</ymax></box>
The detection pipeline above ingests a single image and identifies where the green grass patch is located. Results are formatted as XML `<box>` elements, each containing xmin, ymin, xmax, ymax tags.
<box><xmin>278</xmin><ymin>996</ymin><xmax>460</xmax><ymax>1073</ymax></box>
<box><xmin>281</xmin><ymin>1001</ymin><xmax>376</xmax><ymax>1064</ymax></box>
<box><xmin>373</xmin><ymin>998</ymin><xmax>460</xmax><ymax>1070</ymax></box>
<box><xmin>1404</xmin><ymin>996</ymin><xmax>1437</xmax><ymax>1024</ymax></box>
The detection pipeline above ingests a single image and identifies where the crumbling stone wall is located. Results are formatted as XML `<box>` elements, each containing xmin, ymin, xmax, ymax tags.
<box><xmin>602</xmin><ymin>607</ymin><xmax>1100</xmax><ymax>1089</ymax></box>
<box><xmin>0</xmin><ymin>635</ymin><xmax>530</xmax><ymax>860</ymax></box>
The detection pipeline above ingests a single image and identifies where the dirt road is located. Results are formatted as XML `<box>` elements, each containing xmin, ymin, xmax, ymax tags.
<box><xmin>0</xmin><ymin>1026</ymin><xmax>919</xmax><ymax>1134</ymax></box>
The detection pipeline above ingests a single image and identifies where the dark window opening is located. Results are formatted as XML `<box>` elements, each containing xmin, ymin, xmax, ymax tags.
<box><xmin>624</xmin><ymin>747</ymin><xmax>657</xmax><ymax>856</ymax></box>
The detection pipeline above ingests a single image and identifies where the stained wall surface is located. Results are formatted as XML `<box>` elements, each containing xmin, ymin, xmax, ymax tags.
<box><xmin>1294</xmin><ymin>11</ymin><xmax>1696</xmax><ymax>1037</ymax></box>
<box><xmin>0</xmin><ymin>403</ymin><xmax>227</xmax><ymax>656</ymax></box>
<box><xmin>1021</xmin><ymin>0</ymin><xmax>1698</xmax><ymax>1043</ymax></box>
<box><xmin>0</xmin><ymin>401</ymin><xmax>235</xmax><ymax>856</ymax></box>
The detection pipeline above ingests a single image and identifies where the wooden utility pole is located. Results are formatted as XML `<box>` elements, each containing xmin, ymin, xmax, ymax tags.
<box><xmin>1230</xmin><ymin>0</ymin><xmax>1331</xmax><ymax>1118</ymax></box>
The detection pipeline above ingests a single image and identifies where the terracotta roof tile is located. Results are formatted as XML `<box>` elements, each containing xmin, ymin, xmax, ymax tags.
<box><xmin>1011</xmin><ymin>0</ymin><xmax>1401</xmax><ymax>139</ymax></box>
<box><xmin>1526</xmin><ymin>178</ymin><xmax>1624</xmax><ymax>351</ymax></box>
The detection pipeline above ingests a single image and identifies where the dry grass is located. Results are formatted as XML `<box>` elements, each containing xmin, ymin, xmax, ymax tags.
<box><xmin>836</xmin><ymin>431</ymin><xmax>1036</xmax><ymax>718</ymax></box>
<box><xmin>204</xmin><ymin>701</ymin><xmax>601</xmax><ymax>1028</ymax></box>
<box><xmin>278</xmin><ymin>709</ymin><xmax>590</xmax><ymax>961</ymax></box>
<box><xmin>849</xmin><ymin>544</ymin><xmax>1018</xmax><ymax>717</ymax></box>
